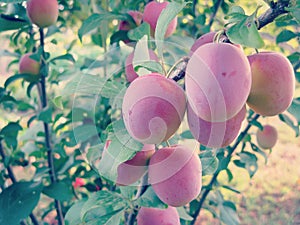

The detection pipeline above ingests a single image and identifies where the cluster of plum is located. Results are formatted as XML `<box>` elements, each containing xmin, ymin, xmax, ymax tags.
<box><xmin>18</xmin><ymin>0</ymin><xmax>58</xmax><ymax>77</ymax></box>
<box><xmin>114</xmin><ymin>2</ymin><xmax>295</xmax><ymax>224</ymax></box>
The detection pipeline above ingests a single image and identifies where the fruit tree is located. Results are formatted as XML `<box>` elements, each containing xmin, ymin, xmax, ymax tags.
<box><xmin>0</xmin><ymin>0</ymin><xmax>299</xmax><ymax>225</ymax></box>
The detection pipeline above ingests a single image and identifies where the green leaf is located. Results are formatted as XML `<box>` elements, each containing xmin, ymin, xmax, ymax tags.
<box><xmin>110</xmin><ymin>30</ymin><xmax>128</xmax><ymax>45</ymax></box>
<box><xmin>177</xmin><ymin>207</ymin><xmax>193</xmax><ymax>221</ymax></box>
<box><xmin>226</xmin><ymin>9</ymin><xmax>264</xmax><ymax>48</ymax></box>
<box><xmin>61</xmin><ymin>74</ymin><xmax>106</xmax><ymax>96</ymax></box>
<box><xmin>50</xmin><ymin>53</ymin><xmax>75</xmax><ymax>64</ymax></box>
<box><xmin>287</xmin><ymin>98</ymin><xmax>300</xmax><ymax>123</ymax></box>
<box><xmin>43</xmin><ymin>181</ymin><xmax>73</xmax><ymax>201</ymax></box>
<box><xmin>250</xmin><ymin>143</ymin><xmax>268</xmax><ymax>163</ymax></box>
<box><xmin>134</xmin><ymin>61</ymin><xmax>164</xmax><ymax>74</ymax></box>
<box><xmin>0</xmin><ymin>15</ymin><xmax>28</xmax><ymax>32</ymax></box>
<box><xmin>276</xmin><ymin>30</ymin><xmax>297</xmax><ymax>43</ymax></box>
<box><xmin>286</xmin><ymin>5</ymin><xmax>300</xmax><ymax>24</ymax></box>
<box><xmin>101</xmin><ymin>80</ymin><xmax>127</xmax><ymax>100</ymax></box>
<box><xmin>52</xmin><ymin>96</ymin><xmax>64</xmax><ymax>110</ymax></box>
<box><xmin>135</xmin><ymin>186</ymin><xmax>167</xmax><ymax>209</ymax></box>
<box><xmin>128</xmin><ymin>22</ymin><xmax>151</xmax><ymax>41</ymax></box>
<box><xmin>219</xmin><ymin>202</ymin><xmax>240</xmax><ymax>225</ymax></box>
<box><xmin>236</xmin><ymin>151</ymin><xmax>258</xmax><ymax>177</ymax></box>
<box><xmin>279</xmin><ymin>114</ymin><xmax>299</xmax><ymax>137</ymax></box>
<box><xmin>37</xmin><ymin>107</ymin><xmax>53</xmax><ymax>123</ymax></box>
<box><xmin>0</xmin><ymin>121</ymin><xmax>22</xmax><ymax>150</ymax></box>
<box><xmin>133</xmin><ymin>35</ymin><xmax>151</xmax><ymax>76</ymax></box>
<box><xmin>0</xmin><ymin>182</ymin><xmax>42</xmax><ymax>225</ymax></box>
<box><xmin>180</xmin><ymin>130</ymin><xmax>194</xmax><ymax>139</ymax></box>
<box><xmin>0</xmin><ymin>0</ymin><xmax>23</xmax><ymax>2</ymax></box>
<box><xmin>155</xmin><ymin>1</ymin><xmax>187</xmax><ymax>57</ymax></box>
<box><xmin>119</xmin><ymin>186</ymin><xmax>137</xmax><ymax>200</ymax></box>
<box><xmin>98</xmin><ymin>119</ymin><xmax>143</xmax><ymax>182</ymax></box>
<box><xmin>73</xmin><ymin>124</ymin><xmax>99</xmax><ymax>143</ymax></box>
<box><xmin>65</xmin><ymin>199</ymin><xmax>87</xmax><ymax>225</ymax></box>
<box><xmin>200</xmin><ymin>150</ymin><xmax>219</xmax><ymax>176</ymax></box>
<box><xmin>87</xmin><ymin>144</ymin><xmax>103</xmax><ymax>168</ymax></box>
<box><xmin>78</xmin><ymin>13</ymin><xmax>127</xmax><ymax>41</ymax></box>
<box><xmin>84</xmin><ymin>210</ymin><xmax>123</xmax><ymax>225</ymax></box>
<box><xmin>80</xmin><ymin>190</ymin><xmax>126</xmax><ymax>222</ymax></box>
<box><xmin>4</xmin><ymin>74</ymin><xmax>38</xmax><ymax>88</ymax></box>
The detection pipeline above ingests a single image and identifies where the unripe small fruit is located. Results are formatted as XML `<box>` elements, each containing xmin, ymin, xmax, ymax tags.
<box><xmin>27</xmin><ymin>0</ymin><xmax>59</xmax><ymax>28</ymax></box>
<box><xmin>137</xmin><ymin>206</ymin><xmax>180</xmax><ymax>225</ymax></box>
<box><xmin>256</xmin><ymin>125</ymin><xmax>278</xmax><ymax>149</ymax></box>
<box><xmin>122</xmin><ymin>73</ymin><xmax>186</xmax><ymax>144</ymax></box>
<box><xmin>143</xmin><ymin>1</ymin><xmax>177</xmax><ymax>38</ymax></box>
<box><xmin>247</xmin><ymin>52</ymin><xmax>295</xmax><ymax>116</ymax></box>
<box><xmin>19</xmin><ymin>53</ymin><xmax>40</xmax><ymax>77</ymax></box>
<box><xmin>125</xmin><ymin>50</ymin><xmax>159</xmax><ymax>82</ymax></box>
<box><xmin>116</xmin><ymin>144</ymin><xmax>155</xmax><ymax>186</ymax></box>
<box><xmin>149</xmin><ymin>145</ymin><xmax>202</xmax><ymax>207</ymax></box>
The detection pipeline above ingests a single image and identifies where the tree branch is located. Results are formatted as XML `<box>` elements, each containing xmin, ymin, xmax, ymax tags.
<box><xmin>257</xmin><ymin>0</ymin><xmax>290</xmax><ymax>30</ymax></box>
<box><xmin>39</xmin><ymin>28</ymin><xmax>65</xmax><ymax>225</ymax></box>
<box><xmin>127</xmin><ymin>173</ymin><xmax>149</xmax><ymax>225</ymax></box>
<box><xmin>191</xmin><ymin>114</ymin><xmax>260</xmax><ymax>224</ymax></box>
<box><xmin>0</xmin><ymin>142</ymin><xmax>39</xmax><ymax>225</ymax></box>
<box><xmin>208</xmin><ymin>0</ymin><xmax>223</xmax><ymax>28</ymax></box>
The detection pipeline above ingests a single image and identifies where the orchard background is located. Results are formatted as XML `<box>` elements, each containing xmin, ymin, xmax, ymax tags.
<box><xmin>0</xmin><ymin>0</ymin><xmax>299</xmax><ymax>224</ymax></box>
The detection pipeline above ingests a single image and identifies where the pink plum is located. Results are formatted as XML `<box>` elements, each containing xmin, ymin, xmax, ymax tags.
<box><xmin>122</xmin><ymin>73</ymin><xmax>186</xmax><ymax>144</ymax></box>
<box><xmin>187</xmin><ymin>103</ymin><xmax>246</xmax><ymax>148</ymax></box>
<box><xmin>148</xmin><ymin>145</ymin><xmax>202</xmax><ymax>207</ymax></box>
<box><xmin>185</xmin><ymin>43</ymin><xmax>251</xmax><ymax>122</ymax></box>
<box><xmin>143</xmin><ymin>1</ymin><xmax>177</xmax><ymax>38</ymax></box>
<box><xmin>137</xmin><ymin>206</ymin><xmax>180</xmax><ymax>225</ymax></box>
<box><xmin>247</xmin><ymin>52</ymin><xmax>295</xmax><ymax>116</ymax></box>
<box><xmin>117</xmin><ymin>144</ymin><xmax>155</xmax><ymax>186</ymax></box>
<box><xmin>189</xmin><ymin>31</ymin><xmax>216</xmax><ymax>56</ymax></box>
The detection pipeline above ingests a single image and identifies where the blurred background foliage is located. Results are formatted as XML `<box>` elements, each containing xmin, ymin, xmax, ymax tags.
<box><xmin>0</xmin><ymin>0</ymin><xmax>299</xmax><ymax>224</ymax></box>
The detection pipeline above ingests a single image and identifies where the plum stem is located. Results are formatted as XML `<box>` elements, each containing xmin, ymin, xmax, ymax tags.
<box><xmin>0</xmin><ymin>142</ymin><xmax>39</xmax><ymax>225</ymax></box>
<box><xmin>191</xmin><ymin>114</ymin><xmax>260</xmax><ymax>224</ymax></box>
<box><xmin>168</xmin><ymin>56</ymin><xmax>190</xmax><ymax>80</ymax></box>
<box><xmin>38</xmin><ymin>28</ymin><xmax>65</xmax><ymax>225</ymax></box>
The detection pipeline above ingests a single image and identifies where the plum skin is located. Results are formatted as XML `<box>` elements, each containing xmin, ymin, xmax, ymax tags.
<box><xmin>187</xmin><ymin>103</ymin><xmax>246</xmax><ymax>148</ymax></box>
<box><xmin>247</xmin><ymin>52</ymin><xmax>295</xmax><ymax>116</ymax></box>
<box><xmin>116</xmin><ymin>144</ymin><xmax>155</xmax><ymax>186</ymax></box>
<box><xmin>122</xmin><ymin>73</ymin><xmax>186</xmax><ymax>144</ymax></box>
<box><xmin>136</xmin><ymin>206</ymin><xmax>180</xmax><ymax>225</ymax></box>
<box><xmin>143</xmin><ymin>1</ymin><xmax>177</xmax><ymax>38</ymax></box>
<box><xmin>185</xmin><ymin>42</ymin><xmax>251</xmax><ymax>122</ymax></box>
<box><xmin>27</xmin><ymin>0</ymin><xmax>59</xmax><ymax>28</ymax></box>
<box><xmin>148</xmin><ymin>145</ymin><xmax>202</xmax><ymax>207</ymax></box>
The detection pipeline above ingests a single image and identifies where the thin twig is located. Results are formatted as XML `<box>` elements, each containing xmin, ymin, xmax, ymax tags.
<box><xmin>191</xmin><ymin>114</ymin><xmax>260</xmax><ymax>224</ymax></box>
<box><xmin>39</xmin><ymin>28</ymin><xmax>65</xmax><ymax>225</ymax></box>
<box><xmin>0</xmin><ymin>142</ymin><xmax>39</xmax><ymax>225</ymax></box>
<box><xmin>127</xmin><ymin>173</ymin><xmax>149</xmax><ymax>225</ymax></box>
<box><xmin>257</xmin><ymin>0</ymin><xmax>290</xmax><ymax>30</ymax></box>
<box><xmin>208</xmin><ymin>0</ymin><xmax>223</xmax><ymax>28</ymax></box>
